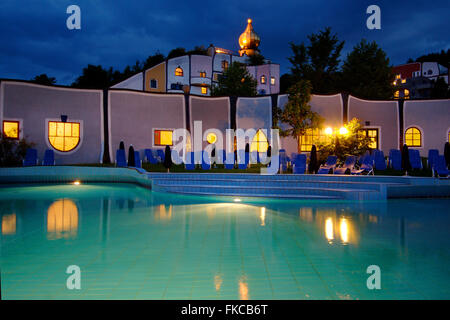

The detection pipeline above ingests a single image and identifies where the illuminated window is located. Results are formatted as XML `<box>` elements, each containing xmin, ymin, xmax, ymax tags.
<box><xmin>221</xmin><ymin>60</ymin><xmax>229</xmax><ymax>70</ymax></box>
<box><xmin>299</xmin><ymin>128</ymin><xmax>328</xmax><ymax>152</ymax></box>
<box><xmin>175</xmin><ymin>66</ymin><xmax>183</xmax><ymax>76</ymax></box>
<box><xmin>200</xmin><ymin>72</ymin><xmax>206</xmax><ymax>78</ymax></box>
<box><xmin>48</xmin><ymin>121</ymin><xmax>80</xmax><ymax>152</ymax></box>
<box><xmin>394</xmin><ymin>90</ymin><xmax>400</xmax><ymax>99</ymax></box>
<box><xmin>206</xmin><ymin>133</ymin><xmax>217</xmax><ymax>144</ymax></box>
<box><xmin>154</xmin><ymin>129</ymin><xmax>173</xmax><ymax>146</ymax></box>
<box><xmin>260</xmin><ymin>75</ymin><xmax>266</xmax><ymax>84</ymax></box>
<box><xmin>213</xmin><ymin>73</ymin><xmax>220</xmax><ymax>81</ymax></box>
<box><xmin>150</xmin><ymin>79</ymin><xmax>157</xmax><ymax>89</ymax></box>
<box><xmin>201</xmin><ymin>86</ymin><xmax>208</xmax><ymax>94</ymax></box>
<box><xmin>250</xmin><ymin>129</ymin><xmax>268</xmax><ymax>153</ymax></box>
<box><xmin>270</xmin><ymin>77</ymin><xmax>275</xmax><ymax>85</ymax></box>
<box><xmin>405</xmin><ymin>127</ymin><xmax>421</xmax><ymax>147</ymax></box>
<box><xmin>401</xmin><ymin>79</ymin><xmax>406</xmax><ymax>83</ymax></box>
<box><xmin>2</xmin><ymin>120</ymin><xmax>19</xmax><ymax>139</ymax></box>
<box><xmin>359</xmin><ymin>128</ymin><xmax>379</xmax><ymax>149</ymax></box>
<box><xmin>404</xmin><ymin>89</ymin><xmax>410</xmax><ymax>99</ymax></box>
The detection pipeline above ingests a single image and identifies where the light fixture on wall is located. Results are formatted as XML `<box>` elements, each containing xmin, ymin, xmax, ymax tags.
<box><xmin>61</xmin><ymin>115</ymin><xmax>68</xmax><ymax>122</ymax></box>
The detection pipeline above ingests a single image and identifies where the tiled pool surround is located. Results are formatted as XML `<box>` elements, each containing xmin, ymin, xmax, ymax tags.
<box><xmin>0</xmin><ymin>167</ymin><xmax>449</xmax><ymax>200</ymax></box>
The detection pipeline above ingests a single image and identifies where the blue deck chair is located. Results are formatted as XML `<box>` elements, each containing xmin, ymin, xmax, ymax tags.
<box><xmin>318</xmin><ymin>156</ymin><xmax>338</xmax><ymax>174</ymax></box>
<box><xmin>334</xmin><ymin>156</ymin><xmax>356</xmax><ymax>174</ymax></box>
<box><xmin>408</xmin><ymin>149</ymin><xmax>422</xmax><ymax>169</ymax></box>
<box><xmin>428</xmin><ymin>149</ymin><xmax>439</xmax><ymax>170</ymax></box>
<box><xmin>292</xmin><ymin>154</ymin><xmax>307</xmax><ymax>174</ymax></box>
<box><xmin>433</xmin><ymin>155</ymin><xmax>449</xmax><ymax>177</ymax></box>
<box><xmin>389</xmin><ymin>149</ymin><xmax>402</xmax><ymax>170</ymax></box>
<box><xmin>42</xmin><ymin>149</ymin><xmax>55</xmax><ymax>166</ymax></box>
<box><xmin>351</xmin><ymin>155</ymin><xmax>374</xmax><ymax>175</ymax></box>
<box><xmin>156</xmin><ymin>149</ymin><xmax>165</xmax><ymax>163</ymax></box>
<box><xmin>279</xmin><ymin>149</ymin><xmax>289</xmax><ymax>172</ymax></box>
<box><xmin>237</xmin><ymin>150</ymin><xmax>248</xmax><ymax>170</ymax></box>
<box><xmin>374</xmin><ymin>150</ymin><xmax>387</xmax><ymax>170</ymax></box>
<box><xmin>116</xmin><ymin>149</ymin><xmax>127</xmax><ymax>167</ymax></box>
<box><xmin>185</xmin><ymin>152</ymin><xmax>195</xmax><ymax>170</ymax></box>
<box><xmin>23</xmin><ymin>148</ymin><xmax>38</xmax><ymax>166</ymax></box>
<box><xmin>134</xmin><ymin>151</ymin><xmax>142</xmax><ymax>168</ymax></box>
<box><xmin>224</xmin><ymin>152</ymin><xmax>235</xmax><ymax>169</ymax></box>
<box><xmin>201</xmin><ymin>151</ymin><xmax>211</xmax><ymax>170</ymax></box>
<box><xmin>144</xmin><ymin>149</ymin><xmax>159</xmax><ymax>164</ymax></box>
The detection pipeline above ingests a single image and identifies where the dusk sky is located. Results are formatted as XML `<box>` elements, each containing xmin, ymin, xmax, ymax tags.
<box><xmin>1</xmin><ymin>0</ymin><xmax>449</xmax><ymax>85</ymax></box>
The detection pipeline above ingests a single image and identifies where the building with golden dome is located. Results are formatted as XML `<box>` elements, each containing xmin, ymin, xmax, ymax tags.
<box><xmin>112</xmin><ymin>18</ymin><xmax>280</xmax><ymax>96</ymax></box>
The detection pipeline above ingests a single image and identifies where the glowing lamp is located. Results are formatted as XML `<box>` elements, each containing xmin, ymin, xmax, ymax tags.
<box><xmin>339</xmin><ymin>127</ymin><xmax>349</xmax><ymax>135</ymax></box>
<box><xmin>325</xmin><ymin>127</ymin><xmax>333</xmax><ymax>135</ymax></box>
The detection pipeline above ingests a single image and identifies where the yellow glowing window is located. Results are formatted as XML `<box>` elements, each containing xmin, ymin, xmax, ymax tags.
<box><xmin>2</xmin><ymin>121</ymin><xmax>19</xmax><ymax>139</ymax></box>
<box><xmin>394</xmin><ymin>90</ymin><xmax>399</xmax><ymax>99</ymax></box>
<box><xmin>359</xmin><ymin>128</ymin><xmax>379</xmax><ymax>149</ymax></box>
<box><xmin>201</xmin><ymin>87</ymin><xmax>208</xmax><ymax>94</ymax></box>
<box><xmin>221</xmin><ymin>60</ymin><xmax>229</xmax><ymax>70</ymax></box>
<box><xmin>48</xmin><ymin>121</ymin><xmax>80</xmax><ymax>152</ymax></box>
<box><xmin>299</xmin><ymin>128</ymin><xmax>328</xmax><ymax>152</ymax></box>
<box><xmin>154</xmin><ymin>130</ymin><xmax>173</xmax><ymax>146</ymax></box>
<box><xmin>396</xmin><ymin>74</ymin><xmax>401</xmax><ymax>79</ymax></box>
<box><xmin>404</xmin><ymin>89</ymin><xmax>410</xmax><ymax>99</ymax></box>
<box><xmin>47</xmin><ymin>199</ymin><xmax>78</xmax><ymax>240</ymax></box>
<box><xmin>200</xmin><ymin>72</ymin><xmax>206</xmax><ymax>78</ymax></box>
<box><xmin>175</xmin><ymin>66</ymin><xmax>183</xmax><ymax>76</ymax></box>
<box><xmin>260</xmin><ymin>76</ymin><xmax>266</xmax><ymax>84</ymax></box>
<box><xmin>270</xmin><ymin>77</ymin><xmax>275</xmax><ymax>85</ymax></box>
<box><xmin>405</xmin><ymin>127</ymin><xmax>421</xmax><ymax>147</ymax></box>
<box><xmin>206</xmin><ymin>133</ymin><xmax>217</xmax><ymax>144</ymax></box>
<box><xmin>250</xmin><ymin>129</ymin><xmax>268</xmax><ymax>153</ymax></box>
<box><xmin>401</xmin><ymin>79</ymin><xmax>406</xmax><ymax>83</ymax></box>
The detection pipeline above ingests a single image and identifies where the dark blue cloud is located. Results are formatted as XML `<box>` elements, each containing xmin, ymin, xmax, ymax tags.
<box><xmin>0</xmin><ymin>0</ymin><xmax>448</xmax><ymax>85</ymax></box>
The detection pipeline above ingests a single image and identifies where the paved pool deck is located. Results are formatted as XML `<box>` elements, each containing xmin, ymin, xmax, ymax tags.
<box><xmin>1</xmin><ymin>166</ymin><xmax>449</xmax><ymax>200</ymax></box>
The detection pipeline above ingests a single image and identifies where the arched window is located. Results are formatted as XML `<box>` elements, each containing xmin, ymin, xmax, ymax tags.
<box><xmin>405</xmin><ymin>127</ymin><xmax>422</xmax><ymax>147</ymax></box>
<box><xmin>175</xmin><ymin>66</ymin><xmax>183</xmax><ymax>76</ymax></box>
<box><xmin>250</xmin><ymin>129</ymin><xmax>268</xmax><ymax>153</ymax></box>
<box><xmin>260</xmin><ymin>75</ymin><xmax>266</xmax><ymax>84</ymax></box>
<box><xmin>48</xmin><ymin>121</ymin><xmax>80</xmax><ymax>152</ymax></box>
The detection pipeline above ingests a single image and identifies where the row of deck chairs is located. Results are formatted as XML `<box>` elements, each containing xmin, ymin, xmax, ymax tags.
<box><xmin>22</xmin><ymin>148</ymin><xmax>55</xmax><ymax>166</ymax></box>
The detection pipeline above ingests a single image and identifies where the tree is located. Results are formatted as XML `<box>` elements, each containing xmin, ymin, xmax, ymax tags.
<box><xmin>31</xmin><ymin>74</ymin><xmax>56</xmax><ymax>85</ymax></box>
<box><xmin>288</xmin><ymin>27</ymin><xmax>344</xmax><ymax>94</ymax></box>
<box><xmin>415</xmin><ymin>49</ymin><xmax>450</xmax><ymax>67</ymax></box>
<box><xmin>72</xmin><ymin>64</ymin><xmax>114</xmax><ymax>89</ymax></box>
<box><xmin>187</xmin><ymin>45</ymin><xmax>208</xmax><ymax>55</ymax></box>
<box><xmin>317</xmin><ymin>118</ymin><xmax>372</xmax><ymax>164</ymax></box>
<box><xmin>340</xmin><ymin>39</ymin><xmax>394</xmax><ymax>100</ymax></box>
<box><xmin>247</xmin><ymin>53</ymin><xmax>265</xmax><ymax>66</ymax></box>
<box><xmin>167</xmin><ymin>47</ymin><xmax>187</xmax><ymax>59</ymax></box>
<box><xmin>276</xmin><ymin>80</ymin><xmax>323</xmax><ymax>153</ymax></box>
<box><xmin>211</xmin><ymin>62</ymin><xmax>257</xmax><ymax>97</ymax></box>
<box><xmin>431</xmin><ymin>77</ymin><xmax>450</xmax><ymax>99</ymax></box>
<box><xmin>143</xmin><ymin>52</ymin><xmax>165</xmax><ymax>70</ymax></box>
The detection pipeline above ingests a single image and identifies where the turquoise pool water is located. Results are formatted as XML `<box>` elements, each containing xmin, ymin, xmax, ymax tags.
<box><xmin>1</xmin><ymin>183</ymin><xmax>449</xmax><ymax>300</ymax></box>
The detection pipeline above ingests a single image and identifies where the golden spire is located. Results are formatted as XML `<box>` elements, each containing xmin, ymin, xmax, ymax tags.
<box><xmin>238</xmin><ymin>18</ymin><xmax>260</xmax><ymax>56</ymax></box>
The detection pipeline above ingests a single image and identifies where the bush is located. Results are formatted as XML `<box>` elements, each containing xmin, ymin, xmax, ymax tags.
<box><xmin>0</xmin><ymin>134</ymin><xmax>35</xmax><ymax>167</ymax></box>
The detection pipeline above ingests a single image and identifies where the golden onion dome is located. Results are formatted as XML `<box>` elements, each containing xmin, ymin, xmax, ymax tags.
<box><xmin>238</xmin><ymin>18</ymin><xmax>260</xmax><ymax>55</ymax></box>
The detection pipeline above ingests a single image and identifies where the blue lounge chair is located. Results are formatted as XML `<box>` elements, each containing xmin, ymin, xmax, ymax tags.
<box><xmin>42</xmin><ymin>149</ymin><xmax>55</xmax><ymax>166</ymax></box>
<box><xmin>292</xmin><ymin>154</ymin><xmax>307</xmax><ymax>174</ymax></box>
<box><xmin>134</xmin><ymin>151</ymin><xmax>142</xmax><ymax>168</ymax></box>
<box><xmin>433</xmin><ymin>155</ymin><xmax>449</xmax><ymax>177</ymax></box>
<box><xmin>334</xmin><ymin>156</ymin><xmax>356</xmax><ymax>174</ymax></box>
<box><xmin>374</xmin><ymin>150</ymin><xmax>387</xmax><ymax>170</ymax></box>
<box><xmin>23</xmin><ymin>148</ymin><xmax>38</xmax><ymax>166</ymax></box>
<box><xmin>201</xmin><ymin>151</ymin><xmax>211</xmax><ymax>170</ymax></box>
<box><xmin>144</xmin><ymin>149</ymin><xmax>159</xmax><ymax>164</ymax></box>
<box><xmin>185</xmin><ymin>152</ymin><xmax>195</xmax><ymax>170</ymax></box>
<box><xmin>318</xmin><ymin>155</ymin><xmax>337</xmax><ymax>174</ymax></box>
<box><xmin>389</xmin><ymin>149</ymin><xmax>402</xmax><ymax>170</ymax></box>
<box><xmin>279</xmin><ymin>149</ymin><xmax>289</xmax><ymax>172</ymax></box>
<box><xmin>156</xmin><ymin>149</ymin><xmax>165</xmax><ymax>163</ymax></box>
<box><xmin>116</xmin><ymin>149</ymin><xmax>127</xmax><ymax>167</ymax></box>
<box><xmin>428</xmin><ymin>149</ymin><xmax>439</xmax><ymax>170</ymax></box>
<box><xmin>225</xmin><ymin>152</ymin><xmax>235</xmax><ymax>169</ymax></box>
<box><xmin>237</xmin><ymin>150</ymin><xmax>248</xmax><ymax>170</ymax></box>
<box><xmin>351</xmin><ymin>155</ymin><xmax>374</xmax><ymax>175</ymax></box>
<box><xmin>408</xmin><ymin>149</ymin><xmax>422</xmax><ymax>169</ymax></box>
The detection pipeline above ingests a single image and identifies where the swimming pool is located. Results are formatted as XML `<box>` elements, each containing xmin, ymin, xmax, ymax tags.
<box><xmin>1</xmin><ymin>183</ymin><xmax>449</xmax><ymax>300</ymax></box>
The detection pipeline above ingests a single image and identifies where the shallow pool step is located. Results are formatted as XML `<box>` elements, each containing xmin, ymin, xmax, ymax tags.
<box><xmin>152</xmin><ymin>182</ymin><xmax>383</xmax><ymax>200</ymax></box>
